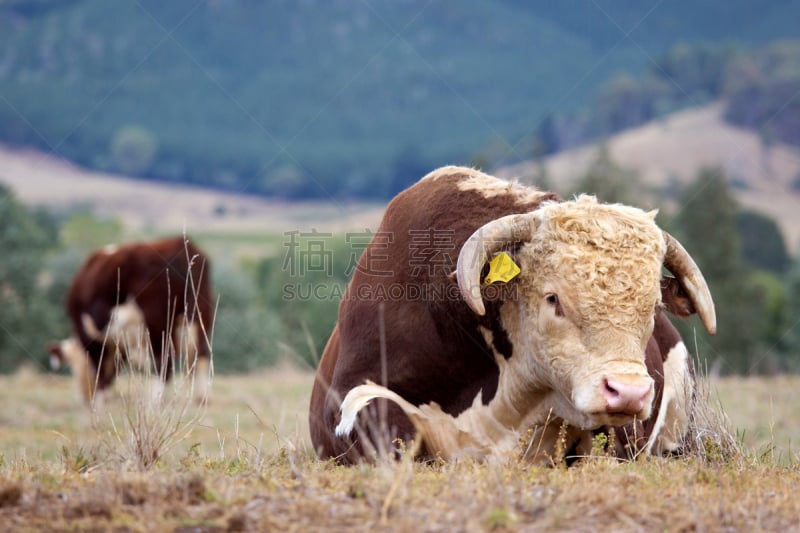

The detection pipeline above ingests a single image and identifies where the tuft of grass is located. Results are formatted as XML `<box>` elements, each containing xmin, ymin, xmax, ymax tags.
<box><xmin>683</xmin><ymin>376</ymin><xmax>744</xmax><ymax>464</ymax></box>
<box><xmin>58</xmin><ymin>444</ymin><xmax>97</xmax><ymax>474</ymax></box>
<box><xmin>95</xmin><ymin>372</ymin><xmax>204</xmax><ymax>471</ymax></box>
<box><xmin>484</xmin><ymin>506</ymin><xmax>513</xmax><ymax>530</ymax></box>
<box><xmin>84</xmin><ymin>243</ymin><xmax>216</xmax><ymax>471</ymax></box>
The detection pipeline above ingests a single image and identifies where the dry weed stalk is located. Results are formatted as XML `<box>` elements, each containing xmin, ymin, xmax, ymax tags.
<box><xmin>682</xmin><ymin>338</ymin><xmax>743</xmax><ymax>463</ymax></box>
<box><xmin>91</xmin><ymin>240</ymin><xmax>215</xmax><ymax>471</ymax></box>
<box><xmin>683</xmin><ymin>375</ymin><xmax>743</xmax><ymax>462</ymax></box>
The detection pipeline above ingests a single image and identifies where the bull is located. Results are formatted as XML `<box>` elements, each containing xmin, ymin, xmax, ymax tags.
<box><xmin>48</xmin><ymin>236</ymin><xmax>214</xmax><ymax>406</ymax></box>
<box><xmin>308</xmin><ymin>166</ymin><xmax>715</xmax><ymax>463</ymax></box>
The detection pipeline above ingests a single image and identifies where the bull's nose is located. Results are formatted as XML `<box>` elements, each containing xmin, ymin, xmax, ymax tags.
<box><xmin>602</xmin><ymin>377</ymin><xmax>652</xmax><ymax>415</ymax></box>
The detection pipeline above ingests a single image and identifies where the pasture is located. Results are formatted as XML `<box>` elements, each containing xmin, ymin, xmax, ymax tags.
<box><xmin>0</xmin><ymin>367</ymin><xmax>798</xmax><ymax>532</ymax></box>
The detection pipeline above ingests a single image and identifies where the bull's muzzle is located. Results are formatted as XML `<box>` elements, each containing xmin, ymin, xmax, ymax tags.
<box><xmin>602</xmin><ymin>376</ymin><xmax>653</xmax><ymax>416</ymax></box>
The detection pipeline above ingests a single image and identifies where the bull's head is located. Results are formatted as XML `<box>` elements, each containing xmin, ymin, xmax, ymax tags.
<box><xmin>456</xmin><ymin>196</ymin><xmax>715</xmax><ymax>431</ymax></box>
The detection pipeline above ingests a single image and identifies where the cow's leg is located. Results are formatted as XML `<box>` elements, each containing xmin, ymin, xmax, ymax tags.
<box><xmin>192</xmin><ymin>271</ymin><xmax>216</xmax><ymax>405</ymax></box>
<box><xmin>57</xmin><ymin>338</ymin><xmax>95</xmax><ymax>406</ymax></box>
<box><xmin>174</xmin><ymin>316</ymin><xmax>209</xmax><ymax>404</ymax></box>
<box><xmin>142</xmin><ymin>310</ymin><xmax>172</xmax><ymax>383</ymax></box>
<box><xmin>193</xmin><ymin>356</ymin><xmax>210</xmax><ymax>405</ymax></box>
<box><xmin>148</xmin><ymin>379</ymin><xmax>166</xmax><ymax>406</ymax></box>
<box><xmin>85</xmin><ymin>340</ymin><xmax>116</xmax><ymax>394</ymax></box>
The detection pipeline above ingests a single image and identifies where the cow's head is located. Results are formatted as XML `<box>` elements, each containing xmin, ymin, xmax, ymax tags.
<box><xmin>456</xmin><ymin>195</ymin><xmax>715</xmax><ymax>431</ymax></box>
<box><xmin>47</xmin><ymin>338</ymin><xmax>86</xmax><ymax>371</ymax></box>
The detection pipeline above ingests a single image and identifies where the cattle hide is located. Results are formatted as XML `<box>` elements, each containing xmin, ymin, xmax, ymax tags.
<box><xmin>309</xmin><ymin>166</ymin><xmax>714</xmax><ymax>464</ymax></box>
<box><xmin>48</xmin><ymin>236</ymin><xmax>214</xmax><ymax>406</ymax></box>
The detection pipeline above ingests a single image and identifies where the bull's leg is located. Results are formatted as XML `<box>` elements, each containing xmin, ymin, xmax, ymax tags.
<box><xmin>645</xmin><ymin>341</ymin><xmax>694</xmax><ymax>455</ymax></box>
<box><xmin>74</xmin><ymin>351</ymin><xmax>95</xmax><ymax>406</ymax></box>
<box><xmin>193</xmin><ymin>356</ymin><xmax>210</xmax><ymax>405</ymax></box>
<box><xmin>148</xmin><ymin>325</ymin><xmax>172</xmax><ymax>383</ymax></box>
<box><xmin>148</xmin><ymin>379</ymin><xmax>166</xmax><ymax>405</ymax></box>
<box><xmin>77</xmin><ymin>341</ymin><xmax>118</xmax><ymax>408</ymax></box>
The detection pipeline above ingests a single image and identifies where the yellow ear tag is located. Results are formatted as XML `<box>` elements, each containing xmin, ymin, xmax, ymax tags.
<box><xmin>484</xmin><ymin>252</ymin><xmax>520</xmax><ymax>284</ymax></box>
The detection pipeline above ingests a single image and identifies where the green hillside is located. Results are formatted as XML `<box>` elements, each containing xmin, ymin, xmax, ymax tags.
<box><xmin>0</xmin><ymin>0</ymin><xmax>798</xmax><ymax>199</ymax></box>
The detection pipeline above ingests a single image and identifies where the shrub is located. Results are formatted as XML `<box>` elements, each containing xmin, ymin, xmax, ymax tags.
<box><xmin>110</xmin><ymin>126</ymin><xmax>158</xmax><ymax>176</ymax></box>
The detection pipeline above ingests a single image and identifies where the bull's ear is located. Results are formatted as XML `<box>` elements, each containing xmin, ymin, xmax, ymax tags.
<box><xmin>661</xmin><ymin>275</ymin><xmax>696</xmax><ymax>317</ymax></box>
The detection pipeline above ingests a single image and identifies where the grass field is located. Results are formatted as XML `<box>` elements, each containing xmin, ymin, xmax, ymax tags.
<box><xmin>0</xmin><ymin>367</ymin><xmax>799</xmax><ymax>532</ymax></box>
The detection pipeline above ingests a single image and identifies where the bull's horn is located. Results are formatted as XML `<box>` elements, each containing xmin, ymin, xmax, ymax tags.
<box><xmin>456</xmin><ymin>214</ymin><xmax>535</xmax><ymax>316</ymax></box>
<box><xmin>662</xmin><ymin>231</ymin><xmax>717</xmax><ymax>335</ymax></box>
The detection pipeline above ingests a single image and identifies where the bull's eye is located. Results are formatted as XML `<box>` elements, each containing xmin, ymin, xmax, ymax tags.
<box><xmin>545</xmin><ymin>293</ymin><xmax>564</xmax><ymax>317</ymax></box>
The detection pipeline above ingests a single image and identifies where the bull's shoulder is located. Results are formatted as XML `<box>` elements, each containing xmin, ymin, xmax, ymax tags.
<box><xmin>652</xmin><ymin>309</ymin><xmax>688</xmax><ymax>365</ymax></box>
<box><xmin>147</xmin><ymin>236</ymin><xmax>190</xmax><ymax>259</ymax></box>
<box><xmin>419</xmin><ymin>166</ymin><xmax>550</xmax><ymax>201</ymax></box>
<box><xmin>380</xmin><ymin>166</ymin><xmax>558</xmax><ymax>237</ymax></box>
<box><xmin>67</xmin><ymin>248</ymin><xmax>125</xmax><ymax>301</ymax></box>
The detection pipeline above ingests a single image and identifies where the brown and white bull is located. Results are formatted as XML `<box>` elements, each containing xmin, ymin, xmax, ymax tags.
<box><xmin>48</xmin><ymin>236</ymin><xmax>215</xmax><ymax>406</ymax></box>
<box><xmin>308</xmin><ymin>166</ymin><xmax>715</xmax><ymax>464</ymax></box>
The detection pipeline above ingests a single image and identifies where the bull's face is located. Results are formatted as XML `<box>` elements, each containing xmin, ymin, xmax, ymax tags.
<box><xmin>509</xmin><ymin>235</ymin><xmax>662</xmax><ymax>429</ymax></box>
<box><xmin>457</xmin><ymin>196</ymin><xmax>715</xmax><ymax>431</ymax></box>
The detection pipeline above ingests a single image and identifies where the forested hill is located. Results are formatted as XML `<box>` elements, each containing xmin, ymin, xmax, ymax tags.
<box><xmin>1</xmin><ymin>1</ymin><xmax>798</xmax><ymax>200</ymax></box>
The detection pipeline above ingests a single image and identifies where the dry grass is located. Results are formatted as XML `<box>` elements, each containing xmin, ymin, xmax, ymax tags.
<box><xmin>4</xmin><ymin>449</ymin><xmax>800</xmax><ymax>533</ymax></box>
<box><xmin>0</xmin><ymin>369</ymin><xmax>798</xmax><ymax>532</ymax></box>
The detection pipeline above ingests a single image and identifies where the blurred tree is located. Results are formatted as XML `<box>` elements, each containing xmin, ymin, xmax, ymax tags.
<box><xmin>530</xmin><ymin>160</ymin><xmax>553</xmax><ymax>194</ymax></box>
<box><xmin>257</xmin><ymin>234</ymin><xmax>353</xmax><ymax>369</ymax></box>
<box><xmin>735</xmin><ymin>210</ymin><xmax>790</xmax><ymax>274</ymax></box>
<box><xmin>532</xmin><ymin>113</ymin><xmax>560</xmax><ymax>157</ymax></box>
<box><xmin>59</xmin><ymin>211</ymin><xmax>123</xmax><ymax>252</ymax></box>
<box><xmin>724</xmin><ymin>41</ymin><xmax>800</xmax><ymax>147</ymax></box>
<box><xmin>575</xmin><ymin>145</ymin><xmax>643</xmax><ymax>204</ymax></box>
<box><xmin>655</xmin><ymin>42</ymin><xmax>736</xmax><ymax>102</ymax></box>
<box><xmin>592</xmin><ymin>74</ymin><xmax>648</xmax><ymax>134</ymax></box>
<box><xmin>260</xmin><ymin>164</ymin><xmax>313</xmax><ymax>200</ymax></box>
<box><xmin>669</xmin><ymin>167</ymin><xmax>763</xmax><ymax>374</ymax></box>
<box><xmin>210</xmin><ymin>263</ymin><xmax>284</xmax><ymax>372</ymax></box>
<box><xmin>0</xmin><ymin>184</ymin><xmax>59</xmax><ymax>372</ymax></box>
<box><xmin>746</xmin><ymin>270</ymin><xmax>787</xmax><ymax>368</ymax></box>
<box><xmin>110</xmin><ymin>126</ymin><xmax>158</xmax><ymax>176</ymax></box>
<box><xmin>781</xmin><ymin>256</ymin><xmax>800</xmax><ymax>367</ymax></box>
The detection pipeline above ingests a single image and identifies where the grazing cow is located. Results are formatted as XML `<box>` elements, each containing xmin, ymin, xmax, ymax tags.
<box><xmin>309</xmin><ymin>166</ymin><xmax>715</xmax><ymax>464</ymax></box>
<box><xmin>48</xmin><ymin>236</ymin><xmax>214</xmax><ymax>406</ymax></box>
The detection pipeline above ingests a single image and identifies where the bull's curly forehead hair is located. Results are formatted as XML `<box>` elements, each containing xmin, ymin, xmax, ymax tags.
<box><xmin>525</xmin><ymin>195</ymin><xmax>665</xmax><ymax>330</ymax></box>
<box><xmin>536</xmin><ymin>195</ymin><xmax>663</xmax><ymax>251</ymax></box>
